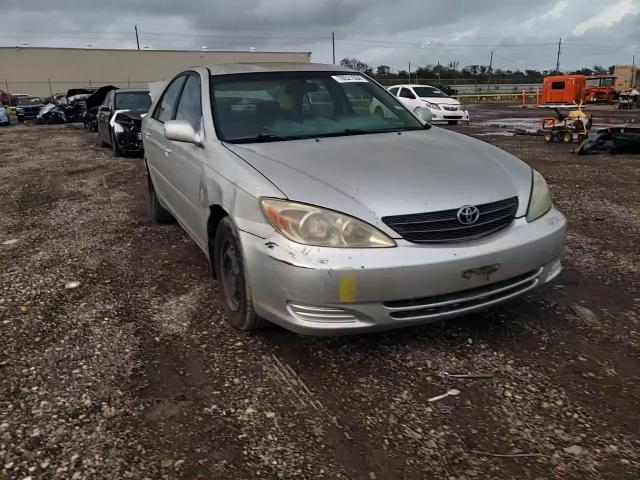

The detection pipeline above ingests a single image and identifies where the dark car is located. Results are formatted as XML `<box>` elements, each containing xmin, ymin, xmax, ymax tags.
<box><xmin>84</xmin><ymin>85</ymin><xmax>118</xmax><ymax>132</ymax></box>
<box><xmin>97</xmin><ymin>88</ymin><xmax>151</xmax><ymax>156</ymax></box>
<box><xmin>16</xmin><ymin>96</ymin><xmax>45</xmax><ymax>121</ymax></box>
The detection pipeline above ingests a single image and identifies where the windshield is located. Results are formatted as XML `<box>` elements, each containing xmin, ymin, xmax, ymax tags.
<box><xmin>17</xmin><ymin>97</ymin><xmax>43</xmax><ymax>106</ymax></box>
<box><xmin>115</xmin><ymin>92</ymin><xmax>151</xmax><ymax>110</ymax></box>
<box><xmin>211</xmin><ymin>71</ymin><xmax>424</xmax><ymax>143</ymax></box>
<box><xmin>586</xmin><ymin>77</ymin><xmax>614</xmax><ymax>87</ymax></box>
<box><xmin>412</xmin><ymin>86</ymin><xmax>448</xmax><ymax>98</ymax></box>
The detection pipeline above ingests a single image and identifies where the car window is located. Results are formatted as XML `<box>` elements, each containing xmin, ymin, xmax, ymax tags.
<box><xmin>175</xmin><ymin>75</ymin><xmax>202</xmax><ymax>130</ymax></box>
<box><xmin>413</xmin><ymin>86</ymin><xmax>448</xmax><ymax>98</ymax></box>
<box><xmin>388</xmin><ymin>87</ymin><xmax>399</xmax><ymax>96</ymax></box>
<box><xmin>154</xmin><ymin>76</ymin><xmax>187</xmax><ymax>123</ymax></box>
<box><xmin>551</xmin><ymin>81</ymin><xmax>565</xmax><ymax>90</ymax></box>
<box><xmin>115</xmin><ymin>92</ymin><xmax>151</xmax><ymax>110</ymax></box>
<box><xmin>211</xmin><ymin>71</ymin><xmax>423</xmax><ymax>143</ymax></box>
<box><xmin>399</xmin><ymin>88</ymin><xmax>416</xmax><ymax>99</ymax></box>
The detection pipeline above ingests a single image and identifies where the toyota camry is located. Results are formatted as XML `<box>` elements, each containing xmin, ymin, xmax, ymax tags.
<box><xmin>141</xmin><ymin>63</ymin><xmax>566</xmax><ymax>335</ymax></box>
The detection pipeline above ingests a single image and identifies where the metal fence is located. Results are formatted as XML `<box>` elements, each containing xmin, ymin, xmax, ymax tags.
<box><xmin>2</xmin><ymin>79</ymin><xmax>160</xmax><ymax>98</ymax></box>
<box><xmin>376</xmin><ymin>77</ymin><xmax>543</xmax><ymax>94</ymax></box>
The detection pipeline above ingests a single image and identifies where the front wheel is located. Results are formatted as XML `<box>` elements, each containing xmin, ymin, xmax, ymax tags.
<box><xmin>111</xmin><ymin>130</ymin><xmax>123</xmax><ymax>157</ymax></box>
<box><xmin>214</xmin><ymin>217</ymin><xmax>266</xmax><ymax>331</ymax></box>
<box><xmin>561</xmin><ymin>131</ymin><xmax>573</xmax><ymax>144</ymax></box>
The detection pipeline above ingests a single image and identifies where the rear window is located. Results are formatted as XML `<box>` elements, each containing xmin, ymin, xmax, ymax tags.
<box><xmin>551</xmin><ymin>81</ymin><xmax>565</xmax><ymax>90</ymax></box>
<box><xmin>115</xmin><ymin>92</ymin><xmax>151</xmax><ymax>110</ymax></box>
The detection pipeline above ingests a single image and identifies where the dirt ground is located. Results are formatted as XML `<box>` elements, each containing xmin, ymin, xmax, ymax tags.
<box><xmin>1</xmin><ymin>104</ymin><xmax>639</xmax><ymax>480</ymax></box>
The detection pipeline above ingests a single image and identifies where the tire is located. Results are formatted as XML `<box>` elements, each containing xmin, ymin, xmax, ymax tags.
<box><xmin>111</xmin><ymin>130</ymin><xmax>123</xmax><ymax>157</ymax></box>
<box><xmin>561</xmin><ymin>131</ymin><xmax>573</xmax><ymax>144</ymax></box>
<box><xmin>99</xmin><ymin>128</ymin><xmax>109</xmax><ymax>147</ymax></box>
<box><xmin>447</xmin><ymin>120</ymin><xmax>459</xmax><ymax>125</ymax></box>
<box><xmin>148</xmin><ymin>177</ymin><xmax>174</xmax><ymax>224</ymax></box>
<box><xmin>544</xmin><ymin>133</ymin><xmax>553</xmax><ymax>143</ymax></box>
<box><xmin>213</xmin><ymin>217</ymin><xmax>266</xmax><ymax>331</ymax></box>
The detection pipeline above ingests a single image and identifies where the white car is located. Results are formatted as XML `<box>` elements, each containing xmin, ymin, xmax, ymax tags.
<box><xmin>387</xmin><ymin>84</ymin><xmax>469</xmax><ymax>124</ymax></box>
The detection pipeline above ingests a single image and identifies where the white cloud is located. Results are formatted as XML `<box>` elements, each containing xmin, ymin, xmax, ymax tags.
<box><xmin>572</xmin><ymin>0</ymin><xmax>640</xmax><ymax>35</ymax></box>
<box><xmin>541</xmin><ymin>0</ymin><xmax>569</xmax><ymax>19</ymax></box>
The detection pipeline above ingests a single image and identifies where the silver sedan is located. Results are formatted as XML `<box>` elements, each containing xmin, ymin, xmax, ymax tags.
<box><xmin>142</xmin><ymin>63</ymin><xmax>566</xmax><ymax>335</ymax></box>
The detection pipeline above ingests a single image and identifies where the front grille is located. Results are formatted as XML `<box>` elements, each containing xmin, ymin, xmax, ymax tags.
<box><xmin>382</xmin><ymin>197</ymin><xmax>518</xmax><ymax>244</ymax></box>
<box><xmin>384</xmin><ymin>268</ymin><xmax>541</xmax><ymax>320</ymax></box>
<box><xmin>443</xmin><ymin>105</ymin><xmax>459</xmax><ymax>111</ymax></box>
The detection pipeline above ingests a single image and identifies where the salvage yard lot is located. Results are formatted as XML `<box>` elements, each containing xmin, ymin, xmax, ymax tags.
<box><xmin>1</xmin><ymin>107</ymin><xmax>639</xmax><ymax>479</ymax></box>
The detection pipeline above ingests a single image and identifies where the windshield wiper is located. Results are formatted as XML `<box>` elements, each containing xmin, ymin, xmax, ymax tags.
<box><xmin>228</xmin><ymin>133</ymin><xmax>300</xmax><ymax>144</ymax></box>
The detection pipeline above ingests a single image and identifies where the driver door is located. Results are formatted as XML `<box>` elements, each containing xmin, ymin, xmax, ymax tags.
<box><xmin>97</xmin><ymin>91</ymin><xmax>113</xmax><ymax>141</ymax></box>
<box><xmin>398</xmin><ymin>87</ymin><xmax>419</xmax><ymax>110</ymax></box>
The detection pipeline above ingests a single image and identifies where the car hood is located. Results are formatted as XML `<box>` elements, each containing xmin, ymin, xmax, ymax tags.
<box><xmin>225</xmin><ymin>128</ymin><xmax>532</xmax><ymax>233</ymax></box>
<box><xmin>421</xmin><ymin>96</ymin><xmax>459</xmax><ymax>106</ymax></box>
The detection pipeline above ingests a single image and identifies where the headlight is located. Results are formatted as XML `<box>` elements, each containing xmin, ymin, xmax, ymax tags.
<box><xmin>526</xmin><ymin>170</ymin><xmax>552</xmax><ymax>222</ymax></box>
<box><xmin>424</xmin><ymin>101</ymin><xmax>440</xmax><ymax>110</ymax></box>
<box><xmin>260</xmin><ymin>198</ymin><xmax>396</xmax><ymax>248</ymax></box>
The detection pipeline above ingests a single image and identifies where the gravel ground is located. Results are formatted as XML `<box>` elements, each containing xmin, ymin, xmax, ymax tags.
<box><xmin>1</xmin><ymin>106</ymin><xmax>639</xmax><ymax>479</ymax></box>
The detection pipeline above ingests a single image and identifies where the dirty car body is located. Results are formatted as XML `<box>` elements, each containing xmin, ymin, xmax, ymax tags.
<box><xmin>142</xmin><ymin>63</ymin><xmax>566</xmax><ymax>335</ymax></box>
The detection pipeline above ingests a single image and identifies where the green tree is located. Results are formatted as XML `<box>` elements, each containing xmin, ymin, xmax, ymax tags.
<box><xmin>339</xmin><ymin>58</ymin><xmax>373</xmax><ymax>74</ymax></box>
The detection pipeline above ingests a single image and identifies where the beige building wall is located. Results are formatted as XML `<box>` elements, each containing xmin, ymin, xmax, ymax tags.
<box><xmin>0</xmin><ymin>47</ymin><xmax>312</xmax><ymax>97</ymax></box>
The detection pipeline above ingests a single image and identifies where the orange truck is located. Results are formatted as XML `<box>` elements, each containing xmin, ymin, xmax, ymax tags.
<box><xmin>542</xmin><ymin>74</ymin><xmax>616</xmax><ymax>104</ymax></box>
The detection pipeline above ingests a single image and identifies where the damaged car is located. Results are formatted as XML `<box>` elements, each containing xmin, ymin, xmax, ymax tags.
<box><xmin>142</xmin><ymin>64</ymin><xmax>566</xmax><ymax>335</ymax></box>
<box><xmin>97</xmin><ymin>88</ymin><xmax>151</xmax><ymax>156</ymax></box>
<box><xmin>84</xmin><ymin>85</ymin><xmax>118</xmax><ymax>132</ymax></box>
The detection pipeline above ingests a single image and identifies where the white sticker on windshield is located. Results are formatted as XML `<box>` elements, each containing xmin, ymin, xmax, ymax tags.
<box><xmin>331</xmin><ymin>74</ymin><xmax>368</xmax><ymax>83</ymax></box>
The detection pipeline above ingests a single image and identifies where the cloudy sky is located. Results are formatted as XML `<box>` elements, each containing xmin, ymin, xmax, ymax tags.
<box><xmin>1</xmin><ymin>0</ymin><xmax>638</xmax><ymax>72</ymax></box>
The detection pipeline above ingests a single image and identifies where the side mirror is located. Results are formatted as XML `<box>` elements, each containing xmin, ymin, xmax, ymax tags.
<box><xmin>164</xmin><ymin>120</ymin><xmax>202</xmax><ymax>146</ymax></box>
<box><xmin>414</xmin><ymin>107</ymin><xmax>433</xmax><ymax>124</ymax></box>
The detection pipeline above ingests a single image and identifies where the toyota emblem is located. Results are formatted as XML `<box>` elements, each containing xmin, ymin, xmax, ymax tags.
<box><xmin>457</xmin><ymin>205</ymin><xmax>480</xmax><ymax>225</ymax></box>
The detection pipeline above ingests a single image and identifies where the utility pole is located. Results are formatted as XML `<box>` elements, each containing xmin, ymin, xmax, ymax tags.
<box><xmin>555</xmin><ymin>37</ymin><xmax>562</xmax><ymax>73</ymax></box>
<box><xmin>487</xmin><ymin>50</ymin><xmax>494</xmax><ymax>86</ymax></box>
<box><xmin>437</xmin><ymin>61</ymin><xmax>441</xmax><ymax>83</ymax></box>
<box><xmin>331</xmin><ymin>32</ymin><xmax>335</xmax><ymax>64</ymax></box>
<box><xmin>135</xmin><ymin>25</ymin><xmax>140</xmax><ymax>51</ymax></box>
<box><xmin>408</xmin><ymin>61</ymin><xmax>411</xmax><ymax>83</ymax></box>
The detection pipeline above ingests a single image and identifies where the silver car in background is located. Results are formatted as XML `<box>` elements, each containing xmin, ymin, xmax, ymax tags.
<box><xmin>142</xmin><ymin>63</ymin><xmax>566</xmax><ymax>335</ymax></box>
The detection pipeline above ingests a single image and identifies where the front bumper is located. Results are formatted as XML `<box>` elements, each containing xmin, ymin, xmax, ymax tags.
<box><xmin>430</xmin><ymin>108</ymin><xmax>469</xmax><ymax>123</ymax></box>
<box><xmin>241</xmin><ymin>208</ymin><xmax>567</xmax><ymax>335</ymax></box>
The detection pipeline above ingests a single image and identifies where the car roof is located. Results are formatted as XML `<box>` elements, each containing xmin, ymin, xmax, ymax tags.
<box><xmin>114</xmin><ymin>88</ymin><xmax>149</xmax><ymax>94</ymax></box>
<box><xmin>208</xmin><ymin>62</ymin><xmax>354</xmax><ymax>76</ymax></box>
<box><xmin>389</xmin><ymin>84</ymin><xmax>439</xmax><ymax>89</ymax></box>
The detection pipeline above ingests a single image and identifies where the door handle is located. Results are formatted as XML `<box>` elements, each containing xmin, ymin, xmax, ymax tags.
<box><xmin>145</xmin><ymin>132</ymin><xmax>150</xmax><ymax>139</ymax></box>
<box><xmin>163</xmin><ymin>145</ymin><xmax>172</xmax><ymax>155</ymax></box>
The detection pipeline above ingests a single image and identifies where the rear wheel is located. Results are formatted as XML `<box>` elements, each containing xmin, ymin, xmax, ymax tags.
<box><xmin>561</xmin><ymin>131</ymin><xmax>573</xmax><ymax>143</ymax></box>
<box><xmin>214</xmin><ymin>217</ymin><xmax>266</xmax><ymax>331</ymax></box>
<box><xmin>148</xmin><ymin>177</ymin><xmax>174</xmax><ymax>224</ymax></box>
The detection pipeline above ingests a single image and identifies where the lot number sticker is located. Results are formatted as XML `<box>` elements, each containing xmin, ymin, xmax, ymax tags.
<box><xmin>331</xmin><ymin>74</ymin><xmax>368</xmax><ymax>83</ymax></box>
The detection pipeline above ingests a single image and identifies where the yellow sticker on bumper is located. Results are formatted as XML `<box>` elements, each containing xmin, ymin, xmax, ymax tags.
<box><xmin>339</xmin><ymin>275</ymin><xmax>357</xmax><ymax>303</ymax></box>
